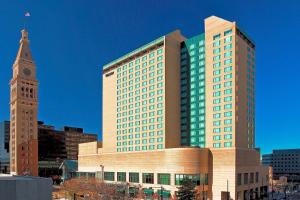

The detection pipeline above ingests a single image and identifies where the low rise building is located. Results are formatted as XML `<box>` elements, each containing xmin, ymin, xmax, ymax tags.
<box><xmin>262</xmin><ymin>149</ymin><xmax>300</xmax><ymax>182</ymax></box>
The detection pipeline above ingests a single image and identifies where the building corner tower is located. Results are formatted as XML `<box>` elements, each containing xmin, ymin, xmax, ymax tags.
<box><xmin>10</xmin><ymin>29</ymin><xmax>38</xmax><ymax>176</ymax></box>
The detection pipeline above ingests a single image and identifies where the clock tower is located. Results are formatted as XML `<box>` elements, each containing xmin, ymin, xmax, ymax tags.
<box><xmin>10</xmin><ymin>29</ymin><xmax>38</xmax><ymax>176</ymax></box>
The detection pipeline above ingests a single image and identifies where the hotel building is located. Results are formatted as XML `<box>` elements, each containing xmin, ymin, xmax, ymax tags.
<box><xmin>78</xmin><ymin>16</ymin><xmax>268</xmax><ymax>200</ymax></box>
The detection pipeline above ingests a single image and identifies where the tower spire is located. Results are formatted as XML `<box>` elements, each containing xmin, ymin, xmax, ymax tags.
<box><xmin>15</xmin><ymin>29</ymin><xmax>33</xmax><ymax>63</ymax></box>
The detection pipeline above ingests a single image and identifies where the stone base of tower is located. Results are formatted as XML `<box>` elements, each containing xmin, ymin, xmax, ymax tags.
<box><xmin>13</xmin><ymin>139</ymin><xmax>39</xmax><ymax>177</ymax></box>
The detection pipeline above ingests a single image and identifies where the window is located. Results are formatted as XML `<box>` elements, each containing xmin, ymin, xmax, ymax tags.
<box><xmin>224</xmin><ymin>111</ymin><xmax>232</xmax><ymax>117</ymax></box>
<box><xmin>213</xmin><ymin>128</ymin><xmax>221</xmax><ymax>133</ymax></box>
<box><xmin>213</xmin><ymin>135</ymin><xmax>221</xmax><ymax>140</ymax></box>
<box><xmin>244</xmin><ymin>173</ymin><xmax>248</xmax><ymax>184</ymax></box>
<box><xmin>224</xmin><ymin>104</ymin><xmax>232</xmax><ymax>109</ymax></box>
<box><xmin>213</xmin><ymin>55</ymin><xmax>221</xmax><ymax>61</ymax></box>
<box><xmin>213</xmin><ymin>34</ymin><xmax>221</xmax><ymax>40</ymax></box>
<box><xmin>224</xmin><ymin>81</ymin><xmax>232</xmax><ymax>87</ymax></box>
<box><xmin>224</xmin><ymin>142</ymin><xmax>232</xmax><ymax>147</ymax></box>
<box><xmin>224</xmin><ymin>96</ymin><xmax>232</xmax><ymax>102</ymax></box>
<box><xmin>213</xmin><ymin>77</ymin><xmax>221</xmax><ymax>83</ymax></box>
<box><xmin>213</xmin><ymin>62</ymin><xmax>221</xmax><ymax>68</ymax></box>
<box><xmin>175</xmin><ymin>174</ymin><xmax>204</xmax><ymax>185</ymax></box>
<box><xmin>224</xmin><ymin>44</ymin><xmax>232</xmax><ymax>50</ymax></box>
<box><xmin>224</xmin><ymin>58</ymin><xmax>232</xmax><ymax>65</ymax></box>
<box><xmin>213</xmin><ymin>98</ymin><xmax>221</xmax><ymax>104</ymax></box>
<box><xmin>213</xmin><ymin>48</ymin><xmax>221</xmax><ymax>54</ymax></box>
<box><xmin>104</xmin><ymin>172</ymin><xmax>115</xmax><ymax>181</ymax></box>
<box><xmin>213</xmin><ymin>41</ymin><xmax>220</xmax><ymax>47</ymax></box>
<box><xmin>224</xmin><ymin>89</ymin><xmax>232</xmax><ymax>95</ymax></box>
<box><xmin>224</xmin><ymin>29</ymin><xmax>232</xmax><ymax>36</ymax></box>
<box><xmin>158</xmin><ymin>173</ymin><xmax>171</xmax><ymax>185</ymax></box>
<box><xmin>250</xmin><ymin>172</ymin><xmax>254</xmax><ymax>184</ymax></box>
<box><xmin>224</xmin><ymin>134</ymin><xmax>232</xmax><ymax>140</ymax></box>
<box><xmin>224</xmin><ymin>51</ymin><xmax>232</xmax><ymax>58</ymax></box>
<box><xmin>129</xmin><ymin>172</ymin><xmax>139</xmax><ymax>183</ymax></box>
<box><xmin>224</xmin><ymin>119</ymin><xmax>232</xmax><ymax>125</ymax></box>
<box><xmin>237</xmin><ymin>173</ymin><xmax>242</xmax><ymax>186</ymax></box>
<box><xmin>213</xmin><ymin>143</ymin><xmax>221</xmax><ymax>148</ymax></box>
<box><xmin>213</xmin><ymin>113</ymin><xmax>221</xmax><ymax>119</ymax></box>
<box><xmin>224</xmin><ymin>36</ymin><xmax>232</xmax><ymax>43</ymax></box>
<box><xmin>142</xmin><ymin>173</ymin><xmax>154</xmax><ymax>184</ymax></box>
<box><xmin>117</xmin><ymin>172</ymin><xmax>126</xmax><ymax>182</ymax></box>
<box><xmin>213</xmin><ymin>70</ymin><xmax>221</xmax><ymax>75</ymax></box>
<box><xmin>255</xmin><ymin>172</ymin><xmax>259</xmax><ymax>183</ymax></box>
<box><xmin>224</xmin><ymin>127</ymin><xmax>232</xmax><ymax>132</ymax></box>
<box><xmin>213</xmin><ymin>106</ymin><xmax>221</xmax><ymax>111</ymax></box>
<box><xmin>224</xmin><ymin>74</ymin><xmax>232</xmax><ymax>80</ymax></box>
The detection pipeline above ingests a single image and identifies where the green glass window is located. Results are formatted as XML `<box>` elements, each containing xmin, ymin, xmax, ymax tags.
<box><xmin>224</xmin><ymin>36</ymin><xmax>232</xmax><ymax>43</ymax></box>
<box><xmin>213</xmin><ymin>70</ymin><xmax>221</xmax><ymax>75</ymax></box>
<box><xmin>129</xmin><ymin>172</ymin><xmax>139</xmax><ymax>183</ymax></box>
<box><xmin>224</xmin><ymin>111</ymin><xmax>232</xmax><ymax>117</ymax></box>
<box><xmin>224</xmin><ymin>119</ymin><xmax>232</xmax><ymax>124</ymax></box>
<box><xmin>213</xmin><ymin>62</ymin><xmax>221</xmax><ymax>68</ymax></box>
<box><xmin>224</xmin><ymin>104</ymin><xmax>232</xmax><ymax>109</ymax></box>
<box><xmin>213</xmin><ymin>143</ymin><xmax>221</xmax><ymax>148</ymax></box>
<box><xmin>224</xmin><ymin>52</ymin><xmax>232</xmax><ymax>60</ymax></box>
<box><xmin>213</xmin><ymin>128</ymin><xmax>221</xmax><ymax>133</ymax></box>
<box><xmin>142</xmin><ymin>173</ymin><xmax>154</xmax><ymax>184</ymax></box>
<box><xmin>213</xmin><ymin>55</ymin><xmax>221</xmax><ymax>61</ymax></box>
<box><xmin>213</xmin><ymin>135</ymin><xmax>221</xmax><ymax>140</ymax></box>
<box><xmin>213</xmin><ymin>41</ymin><xmax>220</xmax><ymax>47</ymax></box>
<box><xmin>224</xmin><ymin>134</ymin><xmax>232</xmax><ymax>140</ymax></box>
<box><xmin>224</xmin><ymin>58</ymin><xmax>232</xmax><ymax>65</ymax></box>
<box><xmin>158</xmin><ymin>173</ymin><xmax>171</xmax><ymax>185</ymax></box>
<box><xmin>224</xmin><ymin>74</ymin><xmax>232</xmax><ymax>80</ymax></box>
<box><xmin>213</xmin><ymin>113</ymin><xmax>221</xmax><ymax>119</ymax></box>
<box><xmin>213</xmin><ymin>106</ymin><xmax>221</xmax><ymax>111</ymax></box>
<box><xmin>213</xmin><ymin>98</ymin><xmax>221</xmax><ymax>104</ymax></box>
<box><xmin>175</xmin><ymin>174</ymin><xmax>203</xmax><ymax>185</ymax></box>
<box><xmin>224</xmin><ymin>127</ymin><xmax>232</xmax><ymax>132</ymax></box>
<box><xmin>157</xmin><ymin>48</ymin><xmax>163</xmax><ymax>54</ymax></box>
<box><xmin>213</xmin><ymin>34</ymin><xmax>221</xmax><ymax>40</ymax></box>
<box><xmin>157</xmin><ymin>55</ymin><xmax>163</xmax><ymax>61</ymax></box>
<box><xmin>104</xmin><ymin>172</ymin><xmax>115</xmax><ymax>181</ymax></box>
<box><xmin>224</xmin><ymin>44</ymin><xmax>232</xmax><ymax>50</ymax></box>
<box><xmin>213</xmin><ymin>77</ymin><xmax>221</xmax><ymax>82</ymax></box>
<box><xmin>117</xmin><ymin>172</ymin><xmax>126</xmax><ymax>182</ymax></box>
<box><xmin>213</xmin><ymin>48</ymin><xmax>221</xmax><ymax>54</ymax></box>
<box><xmin>224</xmin><ymin>89</ymin><xmax>232</xmax><ymax>94</ymax></box>
<box><xmin>224</xmin><ymin>96</ymin><xmax>232</xmax><ymax>102</ymax></box>
<box><xmin>224</xmin><ymin>29</ymin><xmax>232</xmax><ymax>36</ymax></box>
<box><xmin>224</xmin><ymin>142</ymin><xmax>232</xmax><ymax>147</ymax></box>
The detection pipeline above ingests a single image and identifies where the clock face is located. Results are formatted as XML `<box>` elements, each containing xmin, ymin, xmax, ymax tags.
<box><xmin>23</xmin><ymin>68</ymin><xmax>31</xmax><ymax>77</ymax></box>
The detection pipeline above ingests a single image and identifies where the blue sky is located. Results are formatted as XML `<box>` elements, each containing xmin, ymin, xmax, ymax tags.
<box><xmin>0</xmin><ymin>0</ymin><xmax>299</xmax><ymax>154</ymax></box>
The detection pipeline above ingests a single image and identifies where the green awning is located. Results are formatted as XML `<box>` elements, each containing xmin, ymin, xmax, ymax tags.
<box><xmin>143</xmin><ymin>188</ymin><xmax>154</xmax><ymax>195</ymax></box>
<box><xmin>157</xmin><ymin>190</ymin><xmax>171</xmax><ymax>197</ymax></box>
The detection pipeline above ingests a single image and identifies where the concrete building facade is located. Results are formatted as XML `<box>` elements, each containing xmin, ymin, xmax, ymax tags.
<box><xmin>10</xmin><ymin>29</ymin><xmax>38</xmax><ymax>176</ymax></box>
<box><xmin>78</xmin><ymin>16</ymin><xmax>268</xmax><ymax>200</ymax></box>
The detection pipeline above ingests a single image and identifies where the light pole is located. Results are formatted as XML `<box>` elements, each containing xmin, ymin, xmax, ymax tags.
<box><xmin>227</xmin><ymin>179</ymin><xmax>229</xmax><ymax>200</ymax></box>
